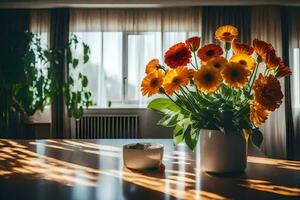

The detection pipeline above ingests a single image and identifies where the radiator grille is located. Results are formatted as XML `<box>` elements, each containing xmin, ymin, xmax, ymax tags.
<box><xmin>74</xmin><ymin>115</ymin><xmax>139</xmax><ymax>139</ymax></box>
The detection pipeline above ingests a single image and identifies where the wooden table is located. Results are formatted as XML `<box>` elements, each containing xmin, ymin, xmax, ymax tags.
<box><xmin>0</xmin><ymin>139</ymin><xmax>299</xmax><ymax>200</ymax></box>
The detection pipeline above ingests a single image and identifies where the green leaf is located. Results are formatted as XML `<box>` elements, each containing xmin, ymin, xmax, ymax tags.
<box><xmin>83</xmin><ymin>54</ymin><xmax>89</xmax><ymax>64</ymax></box>
<box><xmin>147</xmin><ymin>98</ymin><xmax>180</xmax><ymax>114</ymax></box>
<box><xmin>158</xmin><ymin>112</ymin><xmax>180</xmax><ymax>127</ymax></box>
<box><xmin>184</xmin><ymin>126</ymin><xmax>199</xmax><ymax>151</ymax></box>
<box><xmin>82</xmin><ymin>76</ymin><xmax>88</xmax><ymax>87</ymax></box>
<box><xmin>72</xmin><ymin>58</ymin><xmax>79</xmax><ymax>68</ymax></box>
<box><xmin>173</xmin><ymin>124</ymin><xmax>184</xmax><ymax>144</ymax></box>
<box><xmin>251</xmin><ymin>128</ymin><xmax>263</xmax><ymax>148</ymax></box>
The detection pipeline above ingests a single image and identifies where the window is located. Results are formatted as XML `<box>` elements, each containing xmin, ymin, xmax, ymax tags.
<box><xmin>72</xmin><ymin>31</ymin><xmax>199</xmax><ymax>108</ymax></box>
<box><xmin>293</xmin><ymin>48</ymin><xmax>300</xmax><ymax>108</ymax></box>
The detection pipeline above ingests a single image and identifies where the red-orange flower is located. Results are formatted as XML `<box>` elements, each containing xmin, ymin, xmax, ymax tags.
<box><xmin>253</xmin><ymin>74</ymin><xmax>283</xmax><ymax>111</ymax></box>
<box><xmin>253</xmin><ymin>38</ymin><xmax>274</xmax><ymax>59</ymax></box>
<box><xmin>276</xmin><ymin>61</ymin><xmax>292</xmax><ymax>78</ymax></box>
<box><xmin>232</xmin><ymin>40</ymin><xmax>254</xmax><ymax>55</ymax></box>
<box><xmin>197</xmin><ymin>44</ymin><xmax>223</xmax><ymax>62</ymax></box>
<box><xmin>186</xmin><ymin>36</ymin><xmax>201</xmax><ymax>52</ymax></box>
<box><xmin>164</xmin><ymin>42</ymin><xmax>191</xmax><ymax>69</ymax></box>
<box><xmin>264</xmin><ymin>50</ymin><xmax>281</xmax><ymax>70</ymax></box>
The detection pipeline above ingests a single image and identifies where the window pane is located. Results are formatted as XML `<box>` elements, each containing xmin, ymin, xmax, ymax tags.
<box><xmin>103</xmin><ymin>32</ymin><xmax>123</xmax><ymax>104</ymax></box>
<box><xmin>127</xmin><ymin>32</ymin><xmax>162</xmax><ymax>103</ymax></box>
<box><xmin>71</xmin><ymin>32</ymin><xmax>122</xmax><ymax>108</ymax></box>
<box><xmin>70</xmin><ymin>32</ymin><xmax>102</xmax><ymax>106</ymax></box>
<box><xmin>163</xmin><ymin>32</ymin><xmax>199</xmax><ymax>53</ymax></box>
<box><xmin>293</xmin><ymin>48</ymin><xmax>300</xmax><ymax>108</ymax></box>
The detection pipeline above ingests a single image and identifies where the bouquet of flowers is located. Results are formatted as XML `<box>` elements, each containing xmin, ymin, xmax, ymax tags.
<box><xmin>141</xmin><ymin>25</ymin><xmax>292</xmax><ymax>150</ymax></box>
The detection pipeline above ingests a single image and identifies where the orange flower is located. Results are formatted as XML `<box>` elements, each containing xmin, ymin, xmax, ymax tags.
<box><xmin>162</xmin><ymin>66</ymin><xmax>191</xmax><ymax>96</ymax></box>
<box><xmin>253</xmin><ymin>74</ymin><xmax>283</xmax><ymax>111</ymax></box>
<box><xmin>164</xmin><ymin>43</ymin><xmax>191</xmax><ymax>69</ymax></box>
<box><xmin>250</xmin><ymin>101</ymin><xmax>269</xmax><ymax>125</ymax></box>
<box><xmin>145</xmin><ymin>58</ymin><xmax>159</xmax><ymax>74</ymax></box>
<box><xmin>264</xmin><ymin>50</ymin><xmax>281</xmax><ymax>70</ymax></box>
<box><xmin>232</xmin><ymin>40</ymin><xmax>254</xmax><ymax>55</ymax></box>
<box><xmin>230</xmin><ymin>54</ymin><xmax>256</xmax><ymax>71</ymax></box>
<box><xmin>186</xmin><ymin>36</ymin><xmax>201</xmax><ymax>52</ymax></box>
<box><xmin>206</xmin><ymin>56</ymin><xmax>228</xmax><ymax>71</ymax></box>
<box><xmin>252</xmin><ymin>38</ymin><xmax>274</xmax><ymax>60</ymax></box>
<box><xmin>215</xmin><ymin>25</ymin><xmax>238</xmax><ymax>42</ymax></box>
<box><xmin>197</xmin><ymin>44</ymin><xmax>223</xmax><ymax>62</ymax></box>
<box><xmin>194</xmin><ymin>66</ymin><xmax>223</xmax><ymax>93</ymax></box>
<box><xmin>221</xmin><ymin>62</ymin><xmax>250</xmax><ymax>89</ymax></box>
<box><xmin>141</xmin><ymin>70</ymin><xmax>164</xmax><ymax>97</ymax></box>
<box><xmin>275</xmin><ymin>61</ymin><xmax>292</xmax><ymax>78</ymax></box>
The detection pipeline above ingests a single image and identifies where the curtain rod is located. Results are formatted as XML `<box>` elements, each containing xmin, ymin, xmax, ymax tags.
<box><xmin>1</xmin><ymin>1</ymin><xmax>300</xmax><ymax>9</ymax></box>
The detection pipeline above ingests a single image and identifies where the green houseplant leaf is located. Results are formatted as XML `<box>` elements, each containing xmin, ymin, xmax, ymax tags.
<box><xmin>148</xmin><ymin>98</ymin><xmax>181</xmax><ymax>114</ymax></box>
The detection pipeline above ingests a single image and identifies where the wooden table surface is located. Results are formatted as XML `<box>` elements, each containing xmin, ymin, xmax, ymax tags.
<box><xmin>0</xmin><ymin>139</ymin><xmax>299</xmax><ymax>200</ymax></box>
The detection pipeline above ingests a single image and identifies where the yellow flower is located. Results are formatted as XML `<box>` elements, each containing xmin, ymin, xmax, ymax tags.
<box><xmin>141</xmin><ymin>70</ymin><xmax>164</xmax><ymax>97</ymax></box>
<box><xmin>194</xmin><ymin>66</ymin><xmax>223</xmax><ymax>93</ymax></box>
<box><xmin>215</xmin><ymin>25</ymin><xmax>238</xmax><ymax>42</ymax></box>
<box><xmin>162</xmin><ymin>66</ymin><xmax>191</xmax><ymax>96</ymax></box>
<box><xmin>206</xmin><ymin>56</ymin><xmax>228</xmax><ymax>71</ymax></box>
<box><xmin>230</xmin><ymin>54</ymin><xmax>256</xmax><ymax>71</ymax></box>
<box><xmin>221</xmin><ymin>62</ymin><xmax>250</xmax><ymax>89</ymax></box>
<box><xmin>250</xmin><ymin>101</ymin><xmax>269</xmax><ymax>125</ymax></box>
<box><xmin>253</xmin><ymin>74</ymin><xmax>283</xmax><ymax>111</ymax></box>
<box><xmin>145</xmin><ymin>58</ymin><xmax>159</xmax><ymax>74</ymax></box>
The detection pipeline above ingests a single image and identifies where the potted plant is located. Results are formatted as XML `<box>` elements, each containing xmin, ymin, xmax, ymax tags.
<box><xmin>0</xmin><ymin>31</ymin><xmax>93</xmax><ymax>137</ymax></box>
<box><xmin>140</xmin><ymin>25</ymin><xmax>292</xmax><ymax>173</ymax></box>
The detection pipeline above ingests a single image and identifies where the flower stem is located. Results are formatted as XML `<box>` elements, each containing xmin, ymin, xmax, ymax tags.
<box><xmin>179</xmin><ymin>86</ymin><xmax>199</xmax><ymax>112</ymax></box>
<box><xmin>248</xmin><ymin>61</ymin><xmax>260</xmax><ymax>93</ymax></box>
<box><xmin>193</xmin><ymin>52</ymin><xmax>199</xmax><ymax>69</ymax></box>
<box><xmin>164</xmin><ymin>92</ymin><xmax>187</xmax><ymax>112</ymax></box>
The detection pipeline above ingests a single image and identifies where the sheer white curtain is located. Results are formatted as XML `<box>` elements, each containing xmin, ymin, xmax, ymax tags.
<box><xmin>288</xmin><ymin>8</ymin><xmax>300</xmax><ymax>160</ymax></box>
<box><xmin>28</xmin><ymin>10</ymin><xmax>52</xmax><ymax>124</ymax></box>
<box><xmin>30</xmin><ymin>10</ymin><xmax>50</xmax><ymax>48</ymax></box>
<box><xmin>251</xmin><ymin>6</ymin><xmax>286</xmax><ymax>158</ymax></box>
<box><xmin>69</xmin><ymin>8</ymin><xmax>202</xmax><ymax>108</ymax></box>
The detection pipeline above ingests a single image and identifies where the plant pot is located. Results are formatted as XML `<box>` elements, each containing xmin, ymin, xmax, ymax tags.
<box><xmin>200</xmin><ymin>129</ymin><xmax>248</xmax><ymax>174</ymax></box>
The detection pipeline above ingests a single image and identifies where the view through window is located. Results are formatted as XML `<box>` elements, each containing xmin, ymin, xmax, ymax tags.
<box><xmin>71</xmin><ymin>31</ymin><xmax>198</xmax><ymax>108</ymax></box>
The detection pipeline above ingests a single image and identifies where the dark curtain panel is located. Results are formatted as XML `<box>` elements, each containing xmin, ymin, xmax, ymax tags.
<box><xmin>0</xmin><ymin>9</ymin><xmax>30</xmax><ymax>138</ymax></box>
<box><xmin>202</xmin><ymin>6</ymin><xmax>251</xmax><ymax>45</ymax></box>
<box><xmin>0</xmin><ymin>9</ymin><xmax>29</xmax><ymax>32</ymax></box>
<box><xmin>50</xmin><ymin>8</ymin><xmax>70</xmax><ymax>138</ymax></box>
<box><xmin>281</xmin><ymin>7</ymin><xmax>295</xmax><ymax>160</ymax></box>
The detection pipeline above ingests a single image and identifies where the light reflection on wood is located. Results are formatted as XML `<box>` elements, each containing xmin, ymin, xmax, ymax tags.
<box><xmin>0</xmin><ymin>139</ymin><xmax>229</xmax><ymax>200</ymax></box>
<box><xmin>248</xmin><ymin>156</ymin><xmax>300</xmax><ymax>170</ymax></box>
<box><xmin>238</xmin><ymin>179</ymin><xmax>300</xmax><ymax>196</ymax></box>
<box><xmin>2</xmin><ymin>140</ymin><xmax>300</xmax><ymax>199</ymax></box>
<box><xmin>106</xmin><ymin>169</ymin><xmax>229</xmax><ymax>200</ymax></box>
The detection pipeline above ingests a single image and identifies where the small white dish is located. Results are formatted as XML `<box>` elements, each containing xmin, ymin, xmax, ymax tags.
<box><xmin>123</xmin><ymin>143</ymin><xmax>164</xmax><ymax>170</ymax></box>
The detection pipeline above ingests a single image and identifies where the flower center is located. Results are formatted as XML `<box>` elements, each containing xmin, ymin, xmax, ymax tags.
<box><xmin>172</xmin><ymin>76</ymin><xmax>181</xmax><ymax>84</ymax></box>
<box><xmin>222</xmin><ymin>32</ymin><xmax>231</xmax><ymax>37</ymax></box>
<box><xmin>205</xmin><ymin>50</ymin><xmax>215</xmax><ymax>57</ymax></box>
<box><xmin>239</xmin><ymin>60</ymin><xmax>247</xmax><ymax>65</ymax></box>
<box><xmin>230</xmin><ymin>69</ymin><xmax>240</xmax><ymax>78</ymax></box>
<box><xmin>174</xmin><ymin>50</ymin><xmax>185</xmax><ymax>59</ymax></box>
<box><xmin>214</xmin><ymin>63</ymin><xmax>221</xmax><ymax>68</ymax></box>
<box><xmin>204</xmin><ymin>73</ymin><xmax>213</xmax><ymax>82</ymax></box>
<box><xmin>150</xmin><ymin>78</ymin><xmax>159</xmax><ymax>87</ymax></box>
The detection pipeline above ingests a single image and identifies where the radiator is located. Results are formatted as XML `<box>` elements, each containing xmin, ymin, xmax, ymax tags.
<box><xmin>74</xmin><ymin>114</ymin><xmax>139</xmax><ymax>139</ymax></box>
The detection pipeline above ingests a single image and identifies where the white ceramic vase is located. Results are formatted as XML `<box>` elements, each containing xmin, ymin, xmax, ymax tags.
<box><xmin>200</xmin><ymin>129</ymin><xmax>248</xmax><ymax>173</ymax></box>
